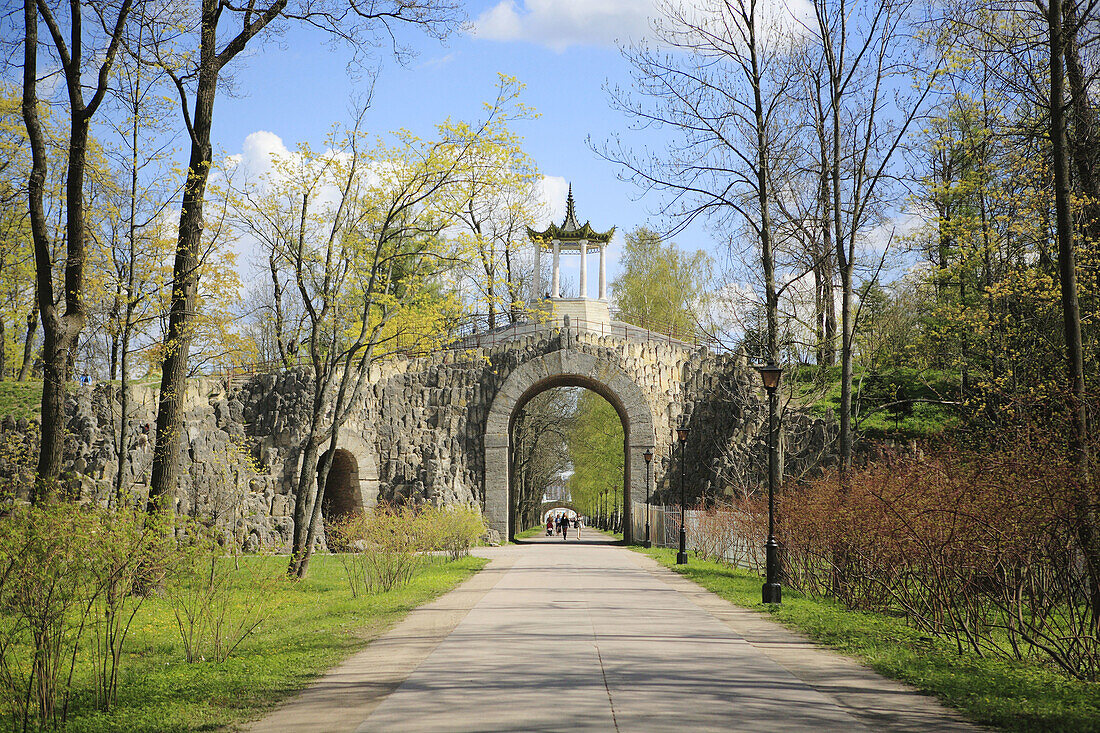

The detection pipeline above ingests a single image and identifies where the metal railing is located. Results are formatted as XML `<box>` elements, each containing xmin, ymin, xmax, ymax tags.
<box><xmin>633</xmin><ymin>502</ymin><xmax>762</xmax><ymax>570</ymax></box>
<box><xmin>218</xmin><ymin>309</ymin><xmax>728</xmax><ymax>389</ymax></box>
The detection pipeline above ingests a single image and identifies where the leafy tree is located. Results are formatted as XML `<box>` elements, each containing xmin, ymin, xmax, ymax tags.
<box><xmin>442</xmin><ymin>75</ymin><xmax>542</xmax><ymax>328</ymax></box>
<box><xmin>610</xmin><ymin>227</ymin><xmax>713</xmax><ymax>339</ymax></box>
<box><xmin>235</xmin><ymin>99</ymin><xmax>522</xmax><ymax>576</ymax></box>
<box><xmin>567</xmin><ymin>391</ymin><xmax>624</xmax><ymax>530</ymax></box>
<box><xmin>0</xmin><ymin>87</ymin><xmax>36</xmax><ymax>381</ymax></box>
<box><xmin>145</xmin><ymin>0</ymin><xmax>465</xmax><ymax>516</ymax></box>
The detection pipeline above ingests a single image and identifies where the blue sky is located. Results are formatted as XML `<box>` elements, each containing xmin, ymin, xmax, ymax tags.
<box><xmin>212</xmin><ymin>0</ymin><xmax>716</xmax><ymax>286</ymax></box>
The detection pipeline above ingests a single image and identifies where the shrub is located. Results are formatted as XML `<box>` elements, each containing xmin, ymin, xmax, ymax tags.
<box><xmin>417</xmin><ymin>504</ymin><xmax>486</xmax><ymax>560</ymax></box>
<box><xmin>166</xmin><ymin>520</ymin><xmax>282</xmax><ymax>664</ymax></box>
<box><xmin>0</xmin><ymin>503</ymin><xmax>175</xmax><ymax>729</ymax></box>
<box><xmin>329</xmin><ymin>505</ymin><xmax>422</xmax><ymax>596</ymax></box>
<box><xmin>778</xmin><ymin>441</ymin><xmax>1100</xmax><ymax>680</ymax></box>
<box><xmin>693</xmin><ymin>501</ymin><xmax>766</xmax><ymax>572</ymax></box>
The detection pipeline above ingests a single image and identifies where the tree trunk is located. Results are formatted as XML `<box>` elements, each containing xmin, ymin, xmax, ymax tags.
<box><xmin>18</xmin><ymin>307</ymin><xmax>38</xmax><ymax>381</ymax></box>
<box><xmin>288</xmin><ymin>434</ymin><xmax>323</xmax><ymax>574</ymax></box>
<box><xmin>147</xmin><ymin>3</ymin><xmax>220</xmax><ymax>513</ymax></box>
<box><xmin>23</xmin><ymin>0</ymin><xmax>81</xmax><ymax>502</ymax></box>
<box><xmin>831</xmin><ymin>81</ymin><xmax>853</xmax><ymax>470</ymax></box>
<box><xmin>108</xmin><ymin>293</ymin><xmax>121</xmax><ymax>380</ymax></box>
<box><xmin>1048</xmin><ymin>0</ymin><xmax>1096</xmax><ymax>628</ymax></box>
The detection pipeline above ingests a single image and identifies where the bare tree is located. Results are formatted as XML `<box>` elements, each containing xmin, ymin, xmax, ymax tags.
<box><xmin>810</xmin><ymin>0</ymin><xmax>937</xmax><ymax>469</ymax></box>
<box><xmin>601</xmin><ymin>0</ymin><xmax>801</xmax><ymax>368</ymax></box>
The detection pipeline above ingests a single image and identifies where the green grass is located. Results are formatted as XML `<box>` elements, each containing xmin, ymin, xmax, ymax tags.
<box><xmin>514</xmin><ymin>526</ymin><xmax>546</xmax><ymax>539</ymax></box>
<box><xmin>0</xmin><ymin>380</ymin><xmax>41</xmax><ymax>421</ymax></box>
<box><xmin>791</xmin><ymin>365</ymin><xmax>961</xmax><ymax>440</ymax></box>
<box><xmin>47</xmin><ymin>554</ymin><xmax>486</xmax><ymax>733</ymax></box>
<box><xmin>635</xmin><ymin>546</ymin><xmax>1100</xmax><ymax>732</ymax></box>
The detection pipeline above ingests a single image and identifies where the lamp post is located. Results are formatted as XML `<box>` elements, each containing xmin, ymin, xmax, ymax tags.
<box><xmin>644</xmin><ymin>449</ymin><xmax>653</xmax><ymax>547</ymax></box>
<box><xmin>755</xmin><ymin>361</ymin><xmax>783</xmax><ymax>604</ymax></box>
<box><xmin>676</xmin><ymin>424</ymin><xmax>689</xmax><ymax>564</ymax></box>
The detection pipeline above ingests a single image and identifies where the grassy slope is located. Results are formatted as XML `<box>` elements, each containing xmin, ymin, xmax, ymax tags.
<box><xmin>791</xmin><ymin>365</ymin><xmax>960</xmax><ymax>440</ymax></box>
<box><xmin>635</xmin><ymin>546</ymin><xmax>1100</xmax><ymax>733</ymax></box>
<box><xmin>0</xmin><ymin>380</ymin><xmax>41</xmax><ymax>421</ymax></box>
<box><xmin>55</xmin><ymin>554</ymin><xmax>486</xmax><ymax>733</ymax></box>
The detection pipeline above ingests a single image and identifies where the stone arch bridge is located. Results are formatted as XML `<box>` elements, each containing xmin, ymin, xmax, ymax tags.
<box><xmin>29</xmin><ymin>321</ymin><xmax>833</xmax><ymax>549</ymax></box>
<box><xmin>233</xmin><ymin>321</ymin><xmax>830</xmax><ymax>545</ymax></box>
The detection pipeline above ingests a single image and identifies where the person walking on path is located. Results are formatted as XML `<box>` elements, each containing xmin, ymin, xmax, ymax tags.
<box><xmin>560</xmin><ymin>514</ymin><xmax>569</xmax><ymax>541</ymax></box>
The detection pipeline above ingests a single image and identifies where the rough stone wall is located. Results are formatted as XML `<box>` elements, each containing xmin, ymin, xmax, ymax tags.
<box><xmin>369</xmin><ymin>326</ymin><xmax>835</xmax><ymax>512</ymax></box>
<box><xmin>1</xmin><ymin>323</ymin><xmax>836</xmax><ymax>549</ymax></box>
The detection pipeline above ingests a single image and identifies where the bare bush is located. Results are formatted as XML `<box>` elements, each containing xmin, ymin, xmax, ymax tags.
<box><xmin>166</xmin><ymin>521</ymin><xmax>281</xmax><ymax>664</ymax></box>
<box><xmin>693</xmin><ymin>502</ymin><xmax>766</xmax><ymax>572</ymax></box>
<box><xmin>779</xmin><ymin>442</ymin><xmax>1100</xmax><ymax>680</ymax></box>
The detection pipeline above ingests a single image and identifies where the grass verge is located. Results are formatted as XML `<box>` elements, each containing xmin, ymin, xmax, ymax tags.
<box><xmin>634</xmin><ymin>546</ymin><xmax>1100</xmax><ymax>733</ymax></box>
<box><xmin>58</xmin><ymin>554</ymin><xmax>486</xmax><ymax>733</ymax></box>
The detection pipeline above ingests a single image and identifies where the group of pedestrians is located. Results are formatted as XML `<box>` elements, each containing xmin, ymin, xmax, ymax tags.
<box><xmin>545</xmin><ymin>513</ymin><xmax>581</xmax><ymax>541</ymax></box>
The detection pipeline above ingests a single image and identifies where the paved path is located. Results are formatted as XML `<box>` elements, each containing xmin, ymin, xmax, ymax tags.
<box><xmin>249</xmin><ymin>535</ymin><xmax>984</xmax><ymax>732</ymax></box>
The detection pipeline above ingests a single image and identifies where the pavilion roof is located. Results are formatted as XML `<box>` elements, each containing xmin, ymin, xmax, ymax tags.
<box><xmin>527</xmin><ymin>185</ymin><xmax>615</xmax><ymax>245</ymax></box>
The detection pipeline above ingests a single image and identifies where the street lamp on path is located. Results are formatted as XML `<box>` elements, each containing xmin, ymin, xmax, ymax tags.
<box><xmin>644</xmin><ymin>449</ymin><xmax>653</xmax><ymax>547</ymax></box>
<box><xmin>676</xmin><ymin>424</ymin><xmax>689</xmax><ymax>565</ymax></box>
<box><xmin>755</xmin><ymin>362</ymin><xmax>783</xmax><ymax>604</ymax></box>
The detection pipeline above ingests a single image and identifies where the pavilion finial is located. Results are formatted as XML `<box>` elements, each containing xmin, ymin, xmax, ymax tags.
<box><xmin>562</xmin><ymin>184</ymin><xmax>579</xmax><ymax>231</ymax></box>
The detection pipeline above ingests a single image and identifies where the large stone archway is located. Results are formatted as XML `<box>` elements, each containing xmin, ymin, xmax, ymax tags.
<box><xmin>484</xmin><ymin>350</ymin><xmax>657</xmax><ymax>542</ymax></box>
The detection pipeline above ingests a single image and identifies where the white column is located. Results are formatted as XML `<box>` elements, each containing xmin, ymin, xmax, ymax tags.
<box><xmin>551</xmin><ymin>240</ymin><xmax>561</xmax><ymax>298</ymax></box>
<box><xmin>598</xmin><ymin>245</ymin><xmax>607</xmax><ymax>300</ymax></box>
<box><xmin>579</xmin><ymin>239</ymin><xmax>588</xmax><ymax>299</ymax></box>
<box><xmin>533</xmin><ymin>242</ymin><xmax>542</xmax><ymax>299</ymax></box>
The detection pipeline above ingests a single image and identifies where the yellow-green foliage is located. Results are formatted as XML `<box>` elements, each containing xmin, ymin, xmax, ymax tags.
<box><xmin>0</xmin><ymin>381</ymin><xmax>41</xmax><ymax>421</ymax></box>
<box><xmin>330</xmin><ymin>503</ymin><xmax>486</xmax><ymax>597</ymax></box>
<box><xmin>0</xmin><ymin>503</ymin><xmax>486</xmax><ymax>731</ymax></box>
<box><xmin>417</xmin><ymin>503</ymin><xmax>487</xmax><ymax>560</ymax></box>
<box><xmin>328</xmin><ymin>505</ymin><xmax>422</xmax><ymax>596</ymax></box>
<box><xmin>567</xmin><ymin>391</ymin><xmax>624</xmax><ymax>518</ymax></box>
<box><xmin>0</xmin><ymin>504</ymin><xmax>174</xmax><ymax>727</ymax></box>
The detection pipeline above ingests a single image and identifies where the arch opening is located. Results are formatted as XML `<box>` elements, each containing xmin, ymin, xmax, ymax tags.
<box><xmin>511</xmin><ymin>387</ymin><xmax>626</xmax><ymax>536</ymax></box>
<box><xmin>483</xmin><ymin>351</ymin><xmax>657</xmax><ymax>543</ymax></box>
<box><xmin>321</xmin><ymin>449</ymin><xmax>362</xmax><ymax>529</ymax></box>
<box><xmin>540</xmin><ymin>505</ymin><xmax>579</xmax><ymax>523</ymax></box>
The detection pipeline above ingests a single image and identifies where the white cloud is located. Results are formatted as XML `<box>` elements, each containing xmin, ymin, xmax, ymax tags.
<box><xmin>472</xmin><ymin>0</ymin><xmax>814</xmax><ymax>51</ymax></box>
<box><xmin>227</xmin><ymin>130</ymin><xmax>291</xmax><ymax>182</ymax></box>
<box><xmin>472</xmin><ymin>0</ymin><xmax>653</xmax><ymax>50</ymax></box>
<box><xmin>865</xmin><ymin>211</ymin><xmax>924</xmax><ymax>255</ymax></box>
<box><xmin>536</xmin><ymin>175</ymin><xmax>570</xmax><ymax>222</ymax></box>
<box><xmin>417</xmin><ymin>53</ymin><xmax>456</xmax><ymax>69</ymax></box>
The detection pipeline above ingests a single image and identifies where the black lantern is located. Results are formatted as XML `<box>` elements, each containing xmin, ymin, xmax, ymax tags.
<box><xmin>676</xmin><ymin>424</ymin><xmax>689</xmax><ymax>564</ymax></box>
<box><xmin>754</xmin><ymin>361</ymin><xmax>783</xmax><ymax>604</ymax></box>
<box><xmin>643</xmin><ymin>448</ymin><xmax>654</xmax><ymax>547</ymax></box>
